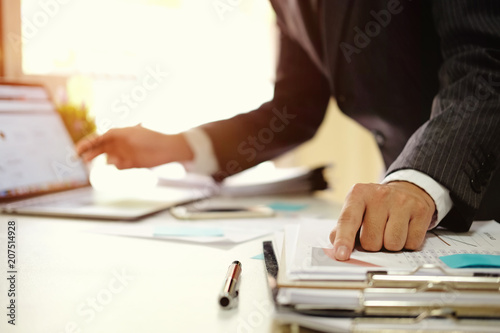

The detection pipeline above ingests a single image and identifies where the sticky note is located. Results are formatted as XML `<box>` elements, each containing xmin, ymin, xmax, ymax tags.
<box><xmin>267</xmin><ymin>202</ymin><xmax>308</xmax><ymax>212</ymax></box>
<box><xmin>153</xmin><ymin>226</ymin><xmax>224</xmax><ymax>237</ymax></box>
<box><xmin>439</xmin><ymin>254</ymin><xmax>500</xmax><ymax>269</ymax></box>
<box><xmin>251</xmin><ymin>253</ymin><xmax>265</xmax><ymax>260</ymax></box>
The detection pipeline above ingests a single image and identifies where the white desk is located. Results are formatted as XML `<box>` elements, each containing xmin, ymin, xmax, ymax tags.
<box><xmin>0</xmin><ymin>194</ymin><xmax>341</xmax><ymax>333</ymax></box>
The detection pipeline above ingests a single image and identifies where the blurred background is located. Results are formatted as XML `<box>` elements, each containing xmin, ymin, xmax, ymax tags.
<box><xmin>1</xmin><ymin>0</ymin><xmax>383</xmax><ymax>203</ymax></box>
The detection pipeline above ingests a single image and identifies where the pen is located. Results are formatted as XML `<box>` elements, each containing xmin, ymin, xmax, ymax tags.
<box><xmin>219</xmin><ymin>261</ymin><xmax>242</xmax><ymax>309</ymax></box>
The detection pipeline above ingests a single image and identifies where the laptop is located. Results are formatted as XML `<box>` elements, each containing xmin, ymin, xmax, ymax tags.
<box><xmin>0</xmin><ymin>82</ymin><xmax>206</xmax><ymax>220</ymax></box>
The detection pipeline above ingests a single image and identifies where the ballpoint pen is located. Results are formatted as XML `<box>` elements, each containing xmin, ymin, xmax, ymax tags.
<box><xmin>219</xmin><ymin>261</ymin><xmax>242</xmax><ymax>309</ymax></box>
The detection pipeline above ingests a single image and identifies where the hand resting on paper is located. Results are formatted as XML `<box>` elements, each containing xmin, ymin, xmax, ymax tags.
<box><xmin>329</xmin><ymin>181</ymin><xmax>435</xmax><ymax>261</ymax></box>
<box><xmin>75</xmin><ymin>125</ymin><xmax>194</xmax><ymax>169</ymax></box>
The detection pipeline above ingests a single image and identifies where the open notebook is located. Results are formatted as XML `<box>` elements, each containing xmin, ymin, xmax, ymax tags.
<box><xmin>0</xmin><ymin>82</ymin><xmax>204</xmax><ymax>220</ymax></box>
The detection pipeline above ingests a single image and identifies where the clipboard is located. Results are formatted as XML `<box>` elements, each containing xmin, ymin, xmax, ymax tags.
<box><xmin>263</xmin><ymin>240</ymin><xmax>500</xmax><ymax>332</ymax></box>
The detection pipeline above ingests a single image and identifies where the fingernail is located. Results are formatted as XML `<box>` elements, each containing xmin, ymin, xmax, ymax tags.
<box><xmin>335</xmin><ymin>245</ymin><xmax>350</xmax><ymax>261</ymax></box>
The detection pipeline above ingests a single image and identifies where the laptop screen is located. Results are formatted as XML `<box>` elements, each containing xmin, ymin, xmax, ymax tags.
<box><xmin>0</xmin><ymin>83</ymin><xmax>89</xmax><ymax>200</ymax></box>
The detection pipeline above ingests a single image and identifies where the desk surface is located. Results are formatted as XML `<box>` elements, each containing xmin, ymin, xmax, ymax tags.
<box><xmin>0</xmin><ymin>193</ymin><xmax>341</xmax><ymax>333</ymax></box>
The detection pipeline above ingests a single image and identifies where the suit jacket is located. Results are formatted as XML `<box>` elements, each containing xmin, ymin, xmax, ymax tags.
<box><xmin>201</xmin><ymin>0</ymin><xmax>500</xmax><ymax>231</ymax></box>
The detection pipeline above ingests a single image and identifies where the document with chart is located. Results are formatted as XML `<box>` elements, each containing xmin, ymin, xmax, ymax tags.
<box><xmin>285</xmin><ymin>219</ymin><xmax>500</xmax><ymax>281</ymax></box>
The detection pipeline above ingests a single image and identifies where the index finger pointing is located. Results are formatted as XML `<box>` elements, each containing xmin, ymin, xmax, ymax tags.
<box><xmin>76</xmin><ymin>134</ymin><xmax>112</xmax><ymax>163</ymax></box>
<box><xmin>330</xmin><ymin>189</ymin><xmax>366</xmax><ymax>261</ymax></box>
<box><xmin>75</xmin><ymin>134</ymin><xmax>101</xmax><ymax>155</ymax></box>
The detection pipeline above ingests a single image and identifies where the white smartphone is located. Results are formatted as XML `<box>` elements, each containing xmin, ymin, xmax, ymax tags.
<box><xmin>169</xmin><ymin>205</ymin><xmax>275</xmax><ymax>220</ymax></box>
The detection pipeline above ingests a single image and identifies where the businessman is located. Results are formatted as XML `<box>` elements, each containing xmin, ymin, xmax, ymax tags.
<box><xmin>77</xmin><ymin>0</ymin><xmax>500</xmax><ymax>260</ymax></box>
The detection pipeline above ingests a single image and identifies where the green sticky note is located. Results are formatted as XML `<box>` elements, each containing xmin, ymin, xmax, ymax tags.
<box><xmin>439</xmin><ymin>254</ymin><xmax>500</xmax><ymax>269</ymax></box>
<box><xmin>267</xmin><ymin>202</ymin><xmax>308</xmax><ymax>212</ymax></box>
<box><xmin>154</xmin><ymin>226</ymin><xmax>224</xmax><ymax>237</ymax></box>
<box><xmin>251</xmin><ymin>253</ymin><xmax>265</xmax><ymax>260</ymax></box>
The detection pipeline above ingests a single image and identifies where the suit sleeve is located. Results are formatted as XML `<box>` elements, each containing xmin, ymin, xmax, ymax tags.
<box><xmin>199</xmin><ymin>17</ymin><xmax>331</xmax><ymax>181</ymax></box>
<box><xmin>387</xmin><ymin>0</ymin><xmax>500</xmax><ymax>231</ymax></box>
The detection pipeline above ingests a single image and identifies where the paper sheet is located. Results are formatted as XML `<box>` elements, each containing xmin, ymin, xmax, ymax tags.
<box><xmin>286</xmin><ymin>219</ymin><xmax>500</xmax><ymax>280</ymax></box>
<box><xmin>88</xmin><ymin>218</ymin><xmax>296</xmax><ymax>245</ymax></box>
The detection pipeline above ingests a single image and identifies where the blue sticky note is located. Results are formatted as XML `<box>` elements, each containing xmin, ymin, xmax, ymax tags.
<box><xmin>267</xmin><ymin>202</ymin><xmax>308</xmax><ymax>212</ymax></box>
<box><xmin>251</xmin><ymin>253</ymin><xmax>265</xmax><ymax>260</ymax></box>
<box><xmin>153</xmin><ymin>226</ymin><xmax>224</xmax><ymax>237</ymax></box>
<box><xmin>439</xmin><ymin>254</ymin><xmax>500</xmax><ymax>269</ymax></box>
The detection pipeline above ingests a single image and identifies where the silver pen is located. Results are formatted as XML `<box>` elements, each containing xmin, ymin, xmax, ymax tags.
<box><xmin>219</xmin><ymin>261</ymin><xmax>242</xmax><ymax>309</ymax></box>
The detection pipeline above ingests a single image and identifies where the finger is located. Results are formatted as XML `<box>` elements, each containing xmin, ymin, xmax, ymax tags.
<box><xmin>79</xmin><ymin>134</ymin><xmax>116</xmax><ymax>162</ymax></box>
<box><xmin>112</xmin><ymin>157</ymin><xmax>133</xmax><ymax>170</ymax></box>
<box><xmin>81</xmin><ymin>145</ymin><xmax>107</xmax><ymax>162</ymax></box>
<box><xmin>383</xmin><ymin>209</ymin><xmax>410</xmax><ymax>251</ymax></box>
<box><xmin>329</xmin><ymin>226</ymin><xmax>337</xmax><ymax>245</ymax></box>
<box><xmin>331</xmin><ymin>190</ymin><xmax>366</xmax><ymax>260</ymax></box>
<box><xmin>75</xmin><ymin>134</ymin><xmax>102</xmax><ymax>155</ymax></box>
<box><xmin>405</xmin><ymin>212</ymin><xmax>433</xmax><ymax>250</ymax></box>
<box><xmin>384</xmin><ymin>181</ymin><xmax>435</xmax><ymax>250</ymax></box>
<box><xmin>106</xmin><ymin>154</ymin><xmax>119</xmax><ymax>167</ymax></box>
<box><xmin>359</xmin><ymin>205</ymin><xmax>388</xmax><ymax>252</ymax></box>
<box><xmin>329</xmin><ymin>224</ymin><xmax>361</xmax><ymax>246</ymax></box>
<box><xmin>105</xmin><ymin>143</ymin><xmax>135</xmax><ymax>170</ymax></box>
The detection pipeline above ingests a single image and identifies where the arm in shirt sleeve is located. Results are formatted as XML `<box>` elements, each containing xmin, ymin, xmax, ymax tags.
<box><xmin>198</xmin><ymin>6</ymin><xmax>331</xmax><ymax>182</ymax></box>
<box><xmin>181</xmin><ymin>128</ymin><xmax>220</xmax><ymax>175</ymax></box>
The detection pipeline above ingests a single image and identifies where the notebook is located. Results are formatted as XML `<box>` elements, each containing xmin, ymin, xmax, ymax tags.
<box><xmin>0</xmin><ymin>82</ymin><xmax>205</xmax><ymax>220</ymax></box>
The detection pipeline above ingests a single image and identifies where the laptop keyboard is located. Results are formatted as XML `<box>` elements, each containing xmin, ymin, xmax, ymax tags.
<box><xmin>1</xmin><ymin>187</ymin><xmax>94</xmax><ymax>210</ymax></box>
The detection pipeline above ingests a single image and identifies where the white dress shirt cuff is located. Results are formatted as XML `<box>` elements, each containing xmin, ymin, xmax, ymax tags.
<box><xmin>181</xmin><ymin>128</ymin><xmax>220</xmax><ymax>176</ymax></box>
<box><xmin>381</xmin><ymin>169</ymin><xmax>453</xmax><ymax>229</ymax></box>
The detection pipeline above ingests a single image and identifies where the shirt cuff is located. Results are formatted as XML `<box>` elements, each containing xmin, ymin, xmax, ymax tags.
<box><xmin>181</xmin><ymin>128</ymin><xmax>219</xmax><ymax>175</ymax></box>
<box><xmin>381</xmin><ymin>169</ymin><xmax>453</xmax><ymax>229</ymax></box>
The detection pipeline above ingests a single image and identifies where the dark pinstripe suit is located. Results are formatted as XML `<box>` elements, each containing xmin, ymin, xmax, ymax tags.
<box><xmin>201</xmin><ymin>0</ymin><xmax>500</xmax><ymax>231</ymax></box>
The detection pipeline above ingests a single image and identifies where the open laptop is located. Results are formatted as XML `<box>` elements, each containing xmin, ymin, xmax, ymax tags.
<box><xmin>0</xmin><ymin>82</ymin><xmax>206</xmax><ymax>220</ymax></box>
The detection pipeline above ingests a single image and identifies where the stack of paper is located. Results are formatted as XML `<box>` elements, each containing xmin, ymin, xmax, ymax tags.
<box><xmin>265</xmin><ymin>219</ymin><xmax>500</xmax><ymax>332</ymax></box>
<box><xmin>156</xmin><ymin>164</ymin><xmax>329</xmax><ymax>197</ymax></box>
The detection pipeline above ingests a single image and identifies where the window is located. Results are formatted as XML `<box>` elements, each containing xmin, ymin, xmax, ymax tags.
<box><xmin>5</xmin><ymin>0</ymin><xmax>276</xmax><ymax>134</ymax></box>
<box><xmin>1</xmin><ymin>0</ymin><xmax>277</xmax><ymax>187</ymax></box>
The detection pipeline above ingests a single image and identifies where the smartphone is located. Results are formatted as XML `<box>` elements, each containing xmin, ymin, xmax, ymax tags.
<box><xmin>169</xmin><ymin>205</ymin><xmax>275</xmax><ymax>220</ymax></box>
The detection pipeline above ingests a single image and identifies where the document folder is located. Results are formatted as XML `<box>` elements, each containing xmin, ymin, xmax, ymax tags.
<box><xmin>263</xmin><ymin>219</ymin><xmax>500</xmax><ymax>332</ymax></box>
<box><xmin>264</xmin><ymin>240</ymin><xmax>500</xmax><ymax>332</ymax></box>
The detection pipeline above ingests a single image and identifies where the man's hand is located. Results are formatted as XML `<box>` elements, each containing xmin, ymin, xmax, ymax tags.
<box><xmin>329</xmin><ymin>181</ymin><xmax>435</xmax><ymax>260</ymax></box>
<box><xmin>75</xmin><ymin>125</ymin><xmax>194</xmax><ymax>169</ymax></box>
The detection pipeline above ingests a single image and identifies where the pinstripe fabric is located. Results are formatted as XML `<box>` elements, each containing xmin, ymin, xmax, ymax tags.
<box><xmin>388</xmin><ymin>1</ymin><xmax>500</xmax><ymax>230</ymax></box>
<box><xmin>200</xmin><ymin>0</ymin><xmax>499</xmax><ymax>231</ymax></box>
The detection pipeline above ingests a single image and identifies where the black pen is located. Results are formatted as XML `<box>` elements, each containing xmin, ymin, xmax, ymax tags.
<box><xmin>219</xmin><ymin>261</ymin><xmax>242</xmax><ymax>309</ymax></box>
